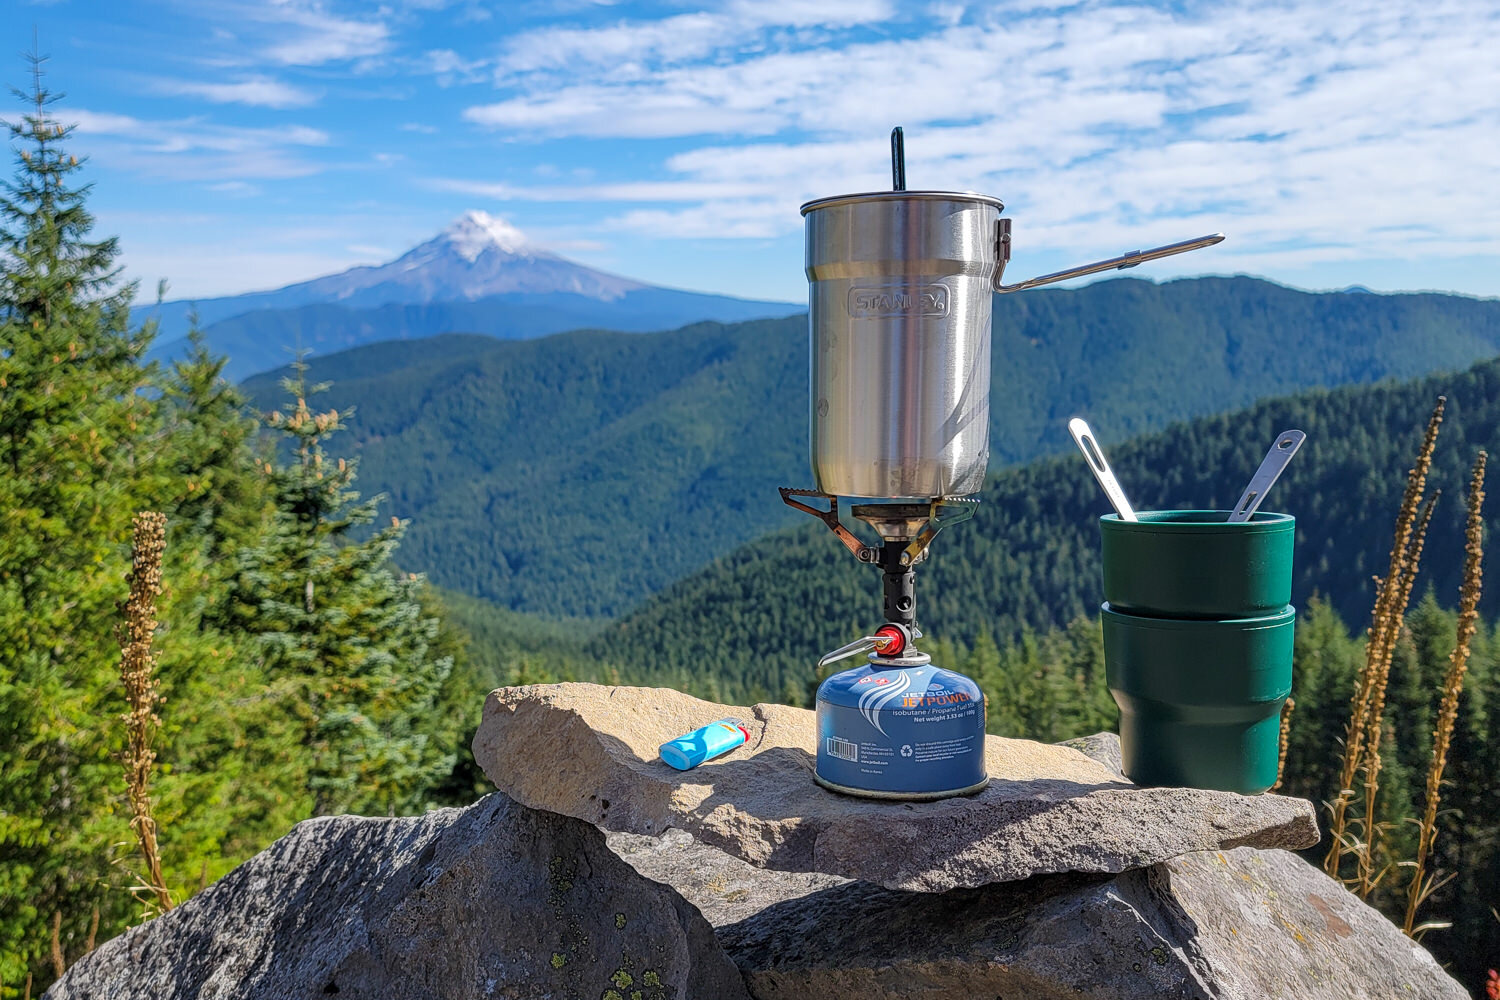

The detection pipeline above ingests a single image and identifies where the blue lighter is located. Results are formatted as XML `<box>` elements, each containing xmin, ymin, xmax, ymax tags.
<box><xmin>659</xmin><ymin>719</ymin><xmax>750</xmax><ymax>770</ymax></box>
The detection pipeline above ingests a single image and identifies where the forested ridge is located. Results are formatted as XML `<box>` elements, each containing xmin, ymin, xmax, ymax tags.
<box><xmin>243</xmin><ymin>276</ymin><xmax>1500</xmax><ymax>619</ymax></box>
<box><xmin>147</xmin><ymin>285</ymin><xmax>801</xmax><ymax>383</ymax></box>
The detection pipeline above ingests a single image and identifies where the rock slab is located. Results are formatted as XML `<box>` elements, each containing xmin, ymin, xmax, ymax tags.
<box><xmin>45</xmin><ymin>793</ymin><xmax>750</xmax><ymax>1000</ymax></box>
<box><xmin>612</xmin><ymin>827</ymin><xmax>1467</xmax><ymax>999</ymax></box>
<box><xmin>475</xmin><ymin>683</ymin><xmax>1320</xmax><ymax>892</ymax></box>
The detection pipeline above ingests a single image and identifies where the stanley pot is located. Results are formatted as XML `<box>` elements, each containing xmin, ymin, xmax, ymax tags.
<box><xmin>802</xmin><ymin>190</ymin><xmax>1223</xmax><ymax>501</ymax></box>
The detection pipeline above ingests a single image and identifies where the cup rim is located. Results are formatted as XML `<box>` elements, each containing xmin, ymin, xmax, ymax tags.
<box><xmin>1100</xmin><ymin>510</ymin><xmax>1294</xmax><ymax>533</ymax></box>
<box><xmin>1101</xmin><ymin>602</ymin><xmax>1296</xmax><ymax>630</ymax></box>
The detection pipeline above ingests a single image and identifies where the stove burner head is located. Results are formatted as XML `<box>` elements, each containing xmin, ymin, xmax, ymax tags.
<box><xmin>851</xmin><ymin>503</ymin><xmax>932</xmax><ymax>543</ymax></box>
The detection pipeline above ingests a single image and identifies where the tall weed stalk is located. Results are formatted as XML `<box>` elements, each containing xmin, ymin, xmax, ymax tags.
<box><xmin>1403</xmin><ymin>450</ymin><xmax>1486</xmax><ymax>936</ymax></box>
<box><xmin>1357</xmin><ymin>491</ymin><xmax>1437</xmax><ymax>896</ymax></box>
<box><xmin>118</xmin><ymin>512</ymin><xmax>174</xmax><ymax>915</ymax></box>
<box><xmin>1324</xmin><ymin>396</ymin><xmax>1443</xmax><ymax>884</ymax></box>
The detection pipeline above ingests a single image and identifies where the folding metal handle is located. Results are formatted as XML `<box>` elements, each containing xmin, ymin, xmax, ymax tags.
<box><xmin>993</xmin><ymin>225</ymin><xmax>1225</xmax><ymax>294</ymax></box>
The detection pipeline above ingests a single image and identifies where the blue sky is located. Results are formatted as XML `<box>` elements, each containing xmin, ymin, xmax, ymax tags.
<box><xmin>10</xmin><ymin>0</ymin><xmax>1500</xmax><ymax>304</ymax></box>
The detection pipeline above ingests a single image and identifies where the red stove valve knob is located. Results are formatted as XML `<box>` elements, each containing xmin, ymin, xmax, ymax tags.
<box><xmin>817</xmin><ymin>623</ymin><xmax>917</xmax><ymax>669</ymax></box>
<box><xmin>872</xmin><ymin>624</ymin><xmax>907</xmax><ymax>656</ymax></box>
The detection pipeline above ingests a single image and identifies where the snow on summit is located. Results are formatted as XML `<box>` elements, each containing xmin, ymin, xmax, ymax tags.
<box><xmin>441</xmin><ymin>211</ymin><xmax>533</xmax><ymax>261</ymax></box>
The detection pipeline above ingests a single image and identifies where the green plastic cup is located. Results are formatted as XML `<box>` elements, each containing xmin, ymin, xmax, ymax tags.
<box><xmin>1100</xmin><ymin>511</ymin><xmax>1295</xmax><ymax>619</ymax></box>
<box><xmin>1102</xmin><ymin>603</ymin><xmax>1294</xmax><ymax>794</ymax></box>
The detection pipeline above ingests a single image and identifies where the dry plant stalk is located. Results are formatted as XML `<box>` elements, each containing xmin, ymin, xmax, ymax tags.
<box><xmin>118</xmin><ymin>511</ymin><xmax>174</xmax><ymax>914</ymax></box>
<box><xmin>1325</xmin><ymin>396</ymin><xmax>1444</xmax><ymax>880</ymax></box>
<box><xmin>48</xmin><ymin>911</ymin><xmax>63</xmax><ymax>979</ymax></box>
<box><xmin>1271</xmin><ymin>696</ymin><xmax>1295</xmax><ymax>792</ymax></box>
<box><xmin>1403</xmin><ymin>450</ymin><xmax>1485</xmax><ymax>937</ymax></box>
<box><xmin>1357</xmin><ymin>491</ymin><xmax>1438</xmax><ymax>897</ymax></box>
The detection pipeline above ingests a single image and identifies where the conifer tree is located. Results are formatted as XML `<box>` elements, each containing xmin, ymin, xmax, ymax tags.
<box><xmin>158</xmin><ymin>323</ymin><xmax>268</xmax><ymax>562</ymax></box>
<box><xmin>0</xmin><ymin>53</ymin><xmax>157</xmax><ymax>986</ymax></box>
<box><xmin>226</xmin><ymin>358</ymin><xmax>453</xmax><ymax>815</ymax></box>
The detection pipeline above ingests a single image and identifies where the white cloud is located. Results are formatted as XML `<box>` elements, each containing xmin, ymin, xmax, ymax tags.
<box><xmin>205</xmin><ymin>180</ymin><xmax>261</xmax><ymax>196</ymax></box>
<box><xmin>155</xmin><ymin>75</ymin><xmax>318</xmax><ymax>108</ymax></box>
<box><xmin>67</xmin><ymin>108</ymin><xmax>331</xmax><ymax>181</ymax></box>
<box><xmin>253</xmin><ymin>2</ymin><xmax>391</xmax><ymax>66</ymax></box>
<box><xmin>422</xmin><ymin>48</ymin><xmax>489</xmax><ymax>85</ymax></box>
<box><xmin>463</xmin><ymin>86</ymin><xmax>784</xmax><ymax>137</ymax></box>
<box><xmin>451</xmin><ymin>0</ymin><xmax>1500</xmax><ymax>270</ymax></box>
<box><xmin>491</xmin><ymin>0</ymin><xmax>897</xmax><ymax>78</ymax></box>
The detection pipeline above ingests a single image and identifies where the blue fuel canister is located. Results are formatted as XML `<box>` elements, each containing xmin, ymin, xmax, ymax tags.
<box><xmin>815</xmin><ymin>655</ymin><xmax>988</xmax><ymax>800</ymax></box>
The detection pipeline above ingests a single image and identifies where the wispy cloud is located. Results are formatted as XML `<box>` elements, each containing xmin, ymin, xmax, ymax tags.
<box><xmin>422</xmin><ymin>48</ymin><xmax>489</xmax><ymax>86</ymax></box>
<box><xmin>451</xmin><ymin>0</ymin><xmax>1500</xmax><ymax>270</ymax></box>
<box><xmin>69</xmin><ymin>108</ymin><xmax>330</xmax><ymax>180</ymax></box>
<box><xmin>154</xmin><ymin>75</ymin><xmax>319</xmax><ymax>108</ymax></box>
<box><xmin>252</xmin><ymin>1</ymin><xmax>392</xmax><ymax>66</ymax></box>
<box><xmin>490</xmin><ymin>0</ymin><xmax>897</xmax><ymax>78</ymax></box>
<box><xmin>205</xmin><ymin>180</ymin><xmax>262</xmax><ymax>196</ymax></box>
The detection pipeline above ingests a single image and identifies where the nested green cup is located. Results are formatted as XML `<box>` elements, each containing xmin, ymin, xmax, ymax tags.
<box><xmin>1100</xmin><ymin>511</ymin><xmax>1295</xmax><ymax>619</ymax></box>
<box><xmin>1102</xmin><ymin>604</ymin><xmax>1294</xmax><ymax>794</ymax></box>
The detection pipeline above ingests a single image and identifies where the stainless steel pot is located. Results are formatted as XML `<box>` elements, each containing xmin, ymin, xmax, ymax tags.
<box><xmin>803</xmin><ymin>191</ymin><xmax>1001</xmax><ymax>499</ymax></box>
<box><xmin>802</xmin><ymin>158</ymin><xmax>1222</xmax><ymax>500</ymax></box>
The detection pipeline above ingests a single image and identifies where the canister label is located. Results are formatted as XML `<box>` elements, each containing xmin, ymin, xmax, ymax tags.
<box><xmin>816</xmin><ymin>664</ymin><xmax>986</xmax><ymax>794</ymax></box>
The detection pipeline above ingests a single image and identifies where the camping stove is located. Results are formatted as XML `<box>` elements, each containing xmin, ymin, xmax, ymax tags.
<box><xmin>784</xmin><ymin>128</ymin><xmax>1225</xmax><ymax>799</ymax></box>
<box><xmin>782</xmin><ymin>492</ymin><xmax>989</xmax><ymax>799</ymax></box>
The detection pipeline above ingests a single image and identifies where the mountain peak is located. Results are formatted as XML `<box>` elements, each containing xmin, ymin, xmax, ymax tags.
<box><xmin>441</xmin><ymin>210</ymin><xmax>532</xmax><ymax>261</ymax></box>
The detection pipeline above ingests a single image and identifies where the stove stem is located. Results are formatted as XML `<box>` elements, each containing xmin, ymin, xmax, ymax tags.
<box><xmin>880</xmin><ymin>542</ymin><xmax>918</xmax><ymax>630</ymax></box>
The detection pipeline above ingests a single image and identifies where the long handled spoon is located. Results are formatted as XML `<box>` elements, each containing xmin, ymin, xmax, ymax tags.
<box><xmin>1068</xmin><ymin>418</ymin><xmax>1137</xmax><ymax>521</ymax></box>
<box><xmin>1228</xmin><ymin>429</ymin><xmax>1306</xmax><ymax>522</ymax></box>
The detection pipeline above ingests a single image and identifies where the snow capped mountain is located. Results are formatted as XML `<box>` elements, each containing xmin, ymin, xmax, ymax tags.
<box><xmin>258</xmin><ymin>211</ymin><xmax>646</xmax><ymax>308</ymax></box>
<box><xmin>142</xmin><ymin>210</ymin><xmax>799</xmax><ymax>380</ymax></box>
<box><xmin>144</xmin><ymin>211</ymin><xmax>650</xmax><ymax>331</ymax></box>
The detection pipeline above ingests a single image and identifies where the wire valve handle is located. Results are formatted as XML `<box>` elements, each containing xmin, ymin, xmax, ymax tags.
<box><xmin>818</xmin><ymin>623</ymin><xmax>916</xmax><ymax>669</ymax></box>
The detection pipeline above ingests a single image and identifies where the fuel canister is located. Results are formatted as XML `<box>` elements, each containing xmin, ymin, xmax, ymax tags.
<box><xmin>815</xmin><ymin>658</ymin><xmax>987</xmax><ymax>800</ymax></box>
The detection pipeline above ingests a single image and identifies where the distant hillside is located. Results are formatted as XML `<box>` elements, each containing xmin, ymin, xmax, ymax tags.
<box><xmin>144</xmin><ymin>210</ymin><xmax>797</xmax><ymax>380</ymax></box>
<box><xmin>593</xmin><ymin>356</ymin><xmax>1500</xmax><ymax>702</ymax></box>
<box><xmin>171</xmin><ymin>288</ymin><xmax>800</xmax><ymax>382</ymax></box>
<box><xmin>243</xmin><ymin>275</ymin><xmax>1500</xmax><ymax>619</ymax></box>
<box><xmin>246</xmin><ymin>320</ymin><xmax>806</xmax><ymax>618</ymax></box>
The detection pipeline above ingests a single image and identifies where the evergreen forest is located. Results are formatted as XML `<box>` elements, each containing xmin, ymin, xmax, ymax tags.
<box><xmin>2</xmin><ymin>62</ymin><xmax>1497</xmax><ymax>1000</ymax></box>
<box><xmin>240</xmin><ymin>273</ymin><xmax>1500</xmax><ymax>618</ymax></box>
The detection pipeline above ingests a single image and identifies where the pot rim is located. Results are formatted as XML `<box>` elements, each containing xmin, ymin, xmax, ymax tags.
<box><xmin>801</xmin><ymin>190</ymin><xmax>1005</xmax><ymax>215</ymax></box>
